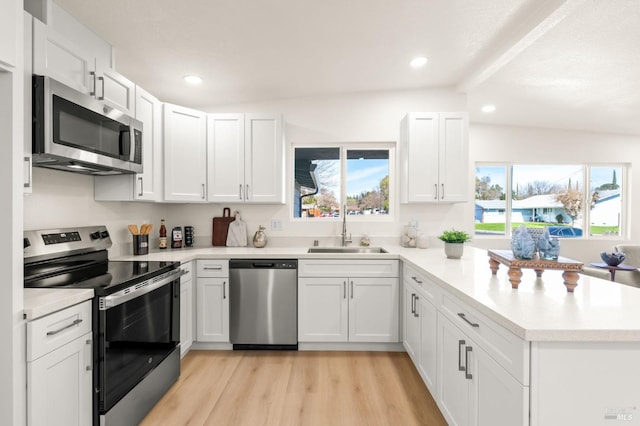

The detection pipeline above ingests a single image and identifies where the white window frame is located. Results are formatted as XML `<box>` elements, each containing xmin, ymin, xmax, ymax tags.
<box><xmin>292</xmin><ymin>142</ymin><xmax>396</xmax><ymax>222</ymax></box>
<box><xmin>474</xmin><ymin>162</ymin><xmax>628</xmax><ymax>239</ymax></box>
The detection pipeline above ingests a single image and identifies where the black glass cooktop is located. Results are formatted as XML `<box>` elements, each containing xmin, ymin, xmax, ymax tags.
<box><xmin>24</xmin><ymin>250</ymin><xmax>178</xmax><ymax>296</ymax></box>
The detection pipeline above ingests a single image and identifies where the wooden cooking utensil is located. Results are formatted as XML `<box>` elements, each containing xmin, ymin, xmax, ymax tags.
<box><xmin>140</xmin><ymin>224</ymin><xmax>148</xmax><ymax>235</ymax></box>
<box><xmin>128</xmin><ymin>224</ymin><xmax>139</xmax><ymax>235</ymax></box>
<box><xmin>145</xmin><ymin>224</ymin><xmax>153</xmax><ymax>235</ymax></box>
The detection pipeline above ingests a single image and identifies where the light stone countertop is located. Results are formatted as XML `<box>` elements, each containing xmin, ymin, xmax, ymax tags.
<box><xmin>116</xmin><ymin>244</ymin><xmax>640</xmax><ymax>342</ymax></box>
<box><xmin>24</xmin><ymin>288</ymin><xmax>94</xmax><ymax>320</ymax></box>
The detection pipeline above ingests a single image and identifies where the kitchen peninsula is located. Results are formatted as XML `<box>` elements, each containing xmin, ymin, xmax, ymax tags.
<box><xmin>110</xmin><ymin>244</ymin><xmax>640</xmax><ymax>426</ymax></box>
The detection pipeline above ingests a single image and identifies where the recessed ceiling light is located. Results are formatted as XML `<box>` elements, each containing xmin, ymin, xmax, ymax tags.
<box><xmin>184</xmin><ymin>75</ymin><xmax>203</xmax><ymax>85</ymax></box>
<box><xmin>481</xmin><ymin>104</ymin><xmax>496</xmax><ymax>113</ymax></box>
<box><xmin>410</xmin><ymin>56</ymin><xmax>428</xmax><ymax>68</ymax></box>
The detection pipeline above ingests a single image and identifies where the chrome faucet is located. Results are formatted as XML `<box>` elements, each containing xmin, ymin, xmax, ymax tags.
<box><xmin>341</xmin><ymin>214</ymin><xmax>352</xmax><ymax>246</ymax></box>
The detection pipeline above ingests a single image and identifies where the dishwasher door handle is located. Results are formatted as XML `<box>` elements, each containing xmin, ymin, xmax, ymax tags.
<box><xmin>252</xmin><ymin>263</ymin><xmax>275</xmax><ymax>268</ymax></box>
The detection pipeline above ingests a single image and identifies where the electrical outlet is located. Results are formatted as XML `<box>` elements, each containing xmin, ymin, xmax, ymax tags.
<box><xmin>271</xmin><ymin>219</ymin><xmax>283</xmax><ymax>231</ymax></box>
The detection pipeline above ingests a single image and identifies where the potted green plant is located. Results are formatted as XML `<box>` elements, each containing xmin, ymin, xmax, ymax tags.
<box><xmin>438</xmin><ymin>229</ymin><xmax>471</xmax><ymax>259</ymax></box>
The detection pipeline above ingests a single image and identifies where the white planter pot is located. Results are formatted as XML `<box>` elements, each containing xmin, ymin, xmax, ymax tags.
<box><xmin>444</xmin><ymin>242</ymin><xmax>464</xmax><ymax>259</ymax></box>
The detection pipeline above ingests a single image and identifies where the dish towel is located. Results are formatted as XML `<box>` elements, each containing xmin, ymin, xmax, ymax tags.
<box><xmin>226</xmin><ymin>211</ymin><xmax>248</xmax><ymax>246</ymax></box>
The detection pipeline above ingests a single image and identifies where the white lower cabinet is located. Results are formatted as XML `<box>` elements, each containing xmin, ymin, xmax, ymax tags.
<box><xmin>180</xmin><ymin>261</ymin><xmax>194</xmax><ymax>356</ymax></box>
<box><xmin>403</xmin><ymin>265</ymin><xmax>438</xmax><ymax>393</ymax></box>
<box><xmin>298</xmin><ymin>260</ymin><xmax>399</xmax><ymax>343</ymax></box>
<box><xmin>27</xmin><ymin>300</ymin><xmax>93</xmax><ymax>426</ymax></box>
<box><xmin>196</xmin><ymin>260</ymin><xmax>230</xmax><ymax>342</ymax></box>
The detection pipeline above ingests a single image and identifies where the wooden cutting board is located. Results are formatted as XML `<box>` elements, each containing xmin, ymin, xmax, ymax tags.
<box><xmin>212</xmin><ymin>207</ymin><xmax>235</xmax><ymax>246</ymax></box>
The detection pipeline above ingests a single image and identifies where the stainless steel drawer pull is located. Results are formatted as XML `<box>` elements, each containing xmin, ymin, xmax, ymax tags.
<box><xmin>411</xmin><ymin>294</ymin><xmax>416</xmax><ymax>314</ymax></box>
<box><xmin>46</xmin><ymin>319</ymin><xmax>83</xmax><ymax>336</ymax></box>
<box><xmin>458</xmin><ymin>340</ymin><xmax>465</xmax><ymax>371</ymax></box>
<box><xmin>411</xmin><ymin>276</ymin><xmax>423</xmax><ymax>284</ymax></box>
<box><xmin>414</xmin><ymin>296</ymin><xmax>419</xmax><ymax>318</ymax></box>
<box><xmin>223</xmin><ymin>281</ymin><xmax>226</xmax><ymax>299</ymax></box>
<box><xmin>458</xmin><ymin>312</ymin><xmax>480</xmax><ymax>328</ymax></box>
<box><xmin>203</xmin><ymin>266</ymin><xmax>222</xmax><ymax>270</ymax></box>
<box><xmin>465</xmin><ymin>346</ymin><xmax>473</xmax><ymax>379</ymax></box>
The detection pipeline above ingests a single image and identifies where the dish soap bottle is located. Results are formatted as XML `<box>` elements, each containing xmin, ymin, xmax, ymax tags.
<box><xmin>159</xmin><ymin>219</ymin><xmax>167</xmax><ymax>249</ymax></box>
<box><xmin>253</xmin><ymin>225</ymin><xmax>267</xmax><ymax>248</ymax></box>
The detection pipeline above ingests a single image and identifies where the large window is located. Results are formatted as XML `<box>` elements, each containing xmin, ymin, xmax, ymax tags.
<box><xmin>293</xmin><ymin>146</ymin><xmax>391</xmax><ymax>219</ymax></box>
<box><xmin>475</xmin><ymin>164</ymin><xmax>625</xmax><ymax>238</ymax></box>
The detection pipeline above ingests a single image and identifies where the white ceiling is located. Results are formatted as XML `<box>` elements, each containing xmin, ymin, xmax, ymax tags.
<box><xmin>56</xmin><ymin>0</ymin><xmax>640</xmax><ymax>135</ymax></box>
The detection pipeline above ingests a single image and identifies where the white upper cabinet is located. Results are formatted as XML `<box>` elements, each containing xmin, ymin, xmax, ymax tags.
<box><xmin>94</xmin><ymin>86</ymin><xmax>162</xmax><ymax>201</ymax></box>
<box><xmin>207</xmin><ymin>113</ymin><xmax>284</xmax><ymax>204</ymax></box>
<box><xmin>164</xmin><ymin>103</ymin><xmax>207</xmax><ymax>202</ymax></box>
<box><xmin>400</xmin><ymin>112</ymin><xmax>468</xmax><ymax>203</ymax></box>
<box><xmin>0</xmin><ymin>0</ymin><xmax>17</xmax><ymax>67</ymax></box>
<box><xmin>31</xmin><ymin>4</ymin><xmax>134</xmax><ymax>115</ymax></box>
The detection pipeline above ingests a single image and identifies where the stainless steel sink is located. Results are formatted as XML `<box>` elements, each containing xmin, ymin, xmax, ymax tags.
<box><xmin>307</xmin><ymin>247</ymin><xmax>388</xmax><ymax>254</ymax></box>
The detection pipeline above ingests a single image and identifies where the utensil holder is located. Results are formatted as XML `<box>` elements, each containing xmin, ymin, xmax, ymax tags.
<box><xmin>133</xmin><ymin>234</ymin><xmax>149</xmax><ymax>255</ymax></box>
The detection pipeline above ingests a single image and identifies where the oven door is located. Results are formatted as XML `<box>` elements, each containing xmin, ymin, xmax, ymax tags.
<box><xmin>98</xmin><ymin>274</ymin><xmax>180</xmax><ymax>413</ymax></box>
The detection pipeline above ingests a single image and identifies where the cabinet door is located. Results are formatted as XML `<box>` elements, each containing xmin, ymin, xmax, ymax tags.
<box><xmin>0</xmin><ymin>0</ymin><xmax>17</xmax><ymax>67</ymax></box>
<box><xmin>244</xmin><ymin>114</ymin><xmax>284</xmax><ymax>203</ymax></box>
<box><xmin>180</xmin><ymin>278</ymin><xmax>194</xmax><ymax>356</ymax></box>
<box><xmin>28</xmin><ymin>333</ymin><xmax>92</xmax><ymax>426</ymax></box>
<box><xmin>438</xmin><ymin>112</ymin><xmax>468</xmax><ymax>202</ymax></box>
<box><xmin>33</xmin><ymin>18</ymin><xmax>95</xmax><ymax>95</ymax></box>
<box><xmin>207</xmin><ymin>113</ymin><xmax>245</xmax><ymax>202</ymax></box>
<box><xmin>163</xmin><ymin>103</ymin><xmax>207</xmax><ymax>201</ymax></box>
<box><xmin>349</xmin><ymin>277</ymin><xmax>399</xmax><ymax>342</ymax></box>
<box><xmin>403</xmin><ymin>284</ymin><xmax>420</xmax><ymax>361</ymax></box>
<box><xmin>402</xmin><ymin>112</ymin><xmax>439</xmax><ymax>203</ymax></box>
<box><xmin>196</xmin><ymin>277</ymin><xmax>229</xmax><ymax>342</ymax></box>
<box><xmin>95</xmin><ymin>62</ymin><xmax>135</xmax><ymax>116</ymax></box>
<box><xmin>438</xmin><ymin>314</ymin><xmax>471</xmax><ymax>426</ymax></box>
<box><xmin>417</xmin><ymin>294</ymin><xmax>438</xmax><ymax>393</ymax></box>
<box><xmin>94</xmin><ymin>86</ymin><xmax>162</xmax><ymax>201</ymax></box>
<box><xmin>298</xmin><ymin>277</ymin><xmax>348</xmax><ymax>342</ymax></box>
<box><xmin>473</xmin><ymin>345</ymin><xmax>528</xmax><ymax>426</ymax></box>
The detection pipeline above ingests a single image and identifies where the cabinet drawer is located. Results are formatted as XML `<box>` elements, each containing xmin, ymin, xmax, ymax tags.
<box><xmin>441</xmin><ymin>293</ymin><xmax>529</xmax><ymax>385</ymax></box>
<box><xmin>197</xmin><ymin>259</ymin><xmax>229</xmax><ymax>277</ymax></box>
<box><xmin>299</xmin><ymin>259</ymin><xmax>398</xmax><ymax>277</ymax></box>
<box><xmin>403</xmin><ymin>263</ymin><xmax>439</xmax><ymax>305</ymax></box>
<box><xmin>27</xmin><ymin>300</ymin><xmax>92</xmax><ymax>361</ymax></box>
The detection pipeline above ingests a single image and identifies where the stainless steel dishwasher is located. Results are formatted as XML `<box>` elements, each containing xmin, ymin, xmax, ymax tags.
<box><xmin>229</xmin><ymin>259</ymin><xmax>298</xmax><ymax>349</ymax></box>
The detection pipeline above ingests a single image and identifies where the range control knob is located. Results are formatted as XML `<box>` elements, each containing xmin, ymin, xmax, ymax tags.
<box><xmin>100</xmin><ymin>230</ymin><xmax>110</xmax><ymax>239</ymax></box>
<box><xmin>90</xmin><ymin>231</ymin><xmax>101</xmax><ymax>240</ymax></box>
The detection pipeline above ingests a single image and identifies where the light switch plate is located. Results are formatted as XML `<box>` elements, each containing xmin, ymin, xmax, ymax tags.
<box><xmin>271</xmin><ymin>219</ymin><xmax>283</xmax><ymax>231</ymax></box>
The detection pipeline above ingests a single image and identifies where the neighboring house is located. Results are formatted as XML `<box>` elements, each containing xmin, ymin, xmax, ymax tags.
<box><xmin>476</xmin><ymin>191</ymin><xmax>621</xmax><ymax>227</ymax></box>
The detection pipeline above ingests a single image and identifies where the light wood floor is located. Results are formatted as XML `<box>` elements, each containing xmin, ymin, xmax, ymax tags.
<box><xmin>141</xmin><ymin>350</ymin><xmax>447</xmax><ymax>426</ymax></box>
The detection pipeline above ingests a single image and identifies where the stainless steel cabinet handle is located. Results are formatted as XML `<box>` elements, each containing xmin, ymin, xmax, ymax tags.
<box><xmin>434</xmin><ymin>184</ymin><xmax>438</xmax><ymax>200</ymax></box>
<box><xmin>441</xmin><ymin>183</ymin><xmax>444</xmax><ymax>200</ymax></box>
<box><xmin>458</xmin><ymin>340</ymin><xmax>465</xmax><ymax>371</ymax></box>
<box><xmin>350</xmin><ymin>280</ymin><xmax>354</xmax><ymax>299</ymax></box>
<box><xmin>411</xmin><ymin>276</ymin><xmax>423</xmax><ymax>284</ymax></box>
<box><xmin>411</xmin><ymin>293</ymin><xmax>416</xmax><ymax>314</ymax></box>
<box><xmin>24</xmin><ymin>157</ymin><xmax>31</xmax><ymax>188</ymax></box>
<box><xmin>239</xmin><ymin>184</ymin><xmax>243</xmax><ymax>200</ymax></box>
<box><xmin>465</xmin><ymin>346</ymin><xmax>473</xmax><ymax>379</ymax></box>
<box><xmin>90</xmin><ymin>71</ymin><xmax>97</xmax><ymax>96</ymax></box>
<box><xmin>203</xmin><ymin>266</ymin><xmax>222</xmax><ymax>270</ymax></box>
<box><xmin>138</xmin><ymin>177</ymin><xmax>144</xmax><ymax>196</ymax></box>
<box><xmin>458</xmin><ymin>312</ymin><xmax>480</xmax><ymax>328</ymax></box>
<box><xmin>98</xmin><ymin>76</ymin><xmax>105</xmax><ymax>100</ymax></box>
<box><xmin>246</xmin><ymin>184</ymin><xmax>249</xmax><ymax>200</ymax></box>
<box><xmin>223</xmin><ymin>281</ymin><xmax>226</xmax><ymax>299</ymax></box>
<box><xmin>343</xmin><ymin>281</ymin><xmax>346</xmax><ymax>299</ymax></box>
<box><xmin>202</xmin><ymin>183</ymin><xmax>205</xmax><ymax>199</ymax></box>
<box><xmin>414</xmin><ymin>296</ymin><xmax>419</xmax><ymax>318</ymax></box>
<box><xmin>47</xmin><ymin>319</ymin><xmax>83</xmax><ymax>336</ymax></box>
<box><xmin>85</xmin><ymin>338</ymin><xmax>92</xmax><ymax>371</ymax></box>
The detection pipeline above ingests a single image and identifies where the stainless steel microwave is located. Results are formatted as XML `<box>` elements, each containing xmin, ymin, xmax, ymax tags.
<box><xmin>32</xmin><ymin>75</ymin><xmax>143</xmax><ymax>175</ymax></box>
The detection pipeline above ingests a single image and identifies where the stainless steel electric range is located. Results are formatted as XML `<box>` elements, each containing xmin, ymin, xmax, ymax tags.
<box><xmin>24</xmin><ymin>225</ymin><xmax>181</xmax><ymax>426</ymax></box>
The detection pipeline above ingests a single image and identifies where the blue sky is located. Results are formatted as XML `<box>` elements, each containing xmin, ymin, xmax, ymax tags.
<box><xmin>346</xmin><ymin>159</ymin><xmax>388</xmax><ymax>197</ymax></box>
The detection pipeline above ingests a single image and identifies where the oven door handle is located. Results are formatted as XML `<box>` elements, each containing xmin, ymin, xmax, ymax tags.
<box><xmin>99</xmin><ymin>268</ymin><xmax>182</xmax><ymax>310</ymax></box>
